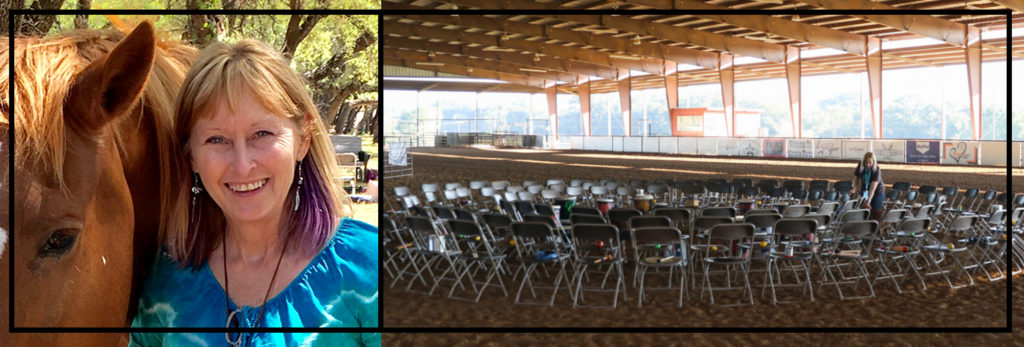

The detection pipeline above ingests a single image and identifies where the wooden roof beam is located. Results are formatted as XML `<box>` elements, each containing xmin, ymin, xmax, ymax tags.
<box><xmin>383</xmin><ymin>35</ymin><xmax>620</xmax><ymax>80</ymax></box>
<box><xmin>383</xmin><ymin>57</ymin><xmax>551</xmax><ymax>89</ymax></box>
<box><xmin>793</xmin><ymin>0</ymin><xmax>970</xmax><ymax>46</ymax></box>
<box><xmin>988</xmin><ymin>0</ymin><xmax>1024</xmax><ymax>13</ymax></box>
<box><xmin>416</xmin><ymin>0</ymin><xmax>788</xmax><ymax>63</ymax></box>
<box><xmin>617</xmin><ymin>0</ymin><xmax>870</xmax><ymax>56</ymax></box>
<box><xmin>384</xmin><ymin>47</ymin><xmax>582</xmax><ymax>83</ymax></box>
<box><xmin>399</xmin><ymin>14</ymin><xmax>721</xmax><ymax>69</ymax></box>
<box><xmin>383</xmin><ymin>17</ymin><xmax>668</xmax><ymax>75</ymax></box>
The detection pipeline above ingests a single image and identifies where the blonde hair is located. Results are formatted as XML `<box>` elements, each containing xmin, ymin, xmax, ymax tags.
<box><xmin>165</xmin><ymin>39</ymin><xmax>351</xmax><ymax>266</ymax></box>
<box><xmin>861</xmin><ymin>152</ymin><xmax>876</xmax><ymax>168</ymax></box>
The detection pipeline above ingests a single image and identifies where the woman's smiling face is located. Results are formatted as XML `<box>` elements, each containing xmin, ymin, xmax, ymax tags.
<box><xmin>189</xmin><ymin>88</ymin><xmax>309</xmax><ymax>227</ymax></box>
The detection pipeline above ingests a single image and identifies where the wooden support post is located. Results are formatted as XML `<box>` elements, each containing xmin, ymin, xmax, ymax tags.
<box><xmin>719</xmin><ymin>53</ymin><xmax>735</xmax><ymax>137</ymax></box>
<box><xmin>785</xmin><ymin>46</ymin><xmax>802</xmax><ymax>138</ymax></box>
<box><xmin>617</xmin><ymin>68</ymin><xmax>632</xmax><ymax>136</ymax></box>
<box><xmin>579</xmin><ymin>76</ymin><xmax>592</xmax><ymax>136</ymax></box>
<box><xmin>866</xmin><ymin>37</ymin><xmax>883</xmax><ymax>139</ymax></box>
<box><xmin>546</xmin><ymin>81</ymin><xmax>558</xmax><ymax>140</ymax></box>
<box><xmin>965</xmin><ymin>25</ymin><xmax>983</xmax><ymax>140</ymax></box>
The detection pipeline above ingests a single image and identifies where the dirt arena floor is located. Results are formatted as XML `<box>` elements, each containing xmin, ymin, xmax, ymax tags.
<box><xmin>383</xmin><ymin>146</ymin><xmax>1022</xmax><ymax>345</ymax></box>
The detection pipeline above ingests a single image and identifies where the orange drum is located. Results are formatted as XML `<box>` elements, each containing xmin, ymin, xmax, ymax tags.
<box><xmin>596</xmin><ymin>199</ymin><xmax>615</xmax><ymax>215</ymax></box>
<box><xmin>633</xmin><ymin>194</ymin><xmax>654</xmax><ymax>213</ymax></box>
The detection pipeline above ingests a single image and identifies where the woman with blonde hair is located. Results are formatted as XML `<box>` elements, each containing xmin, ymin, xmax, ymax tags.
<box><xmin>130</xmin><ymin>39</ymin><xmax>378</xmax><ymax>346</ymax></box>
<box><xmin>849</xmin><ymin>151</ymin><xmax>886</xmax><ymax>221</ymax></box>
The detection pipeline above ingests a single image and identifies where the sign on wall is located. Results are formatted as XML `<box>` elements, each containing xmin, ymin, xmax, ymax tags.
<box><xmin>872</xmin><ymin>140</ymin><xmax>906</xmax><ymax>163</ymax></box>
<box><xmin>940</xmin><ymin>141</ymin><xmax>978</xmax><ymax>165</ymax></box>
<box><xmin>763</xmin><ymin>139</ymin><xmax>785</xmax><ymax>157</ymax></box>
<box><xmin>815</xmin><ymin>139</ymin><xmax>842</xmax><ymax>159</ymax></box>
<box><xmin>738</xmin><ymin>139</ymin><xmax>761</xmax><ymax>157</ymax></box>
<box><xmin>843</xmin><ymin>140</ymin><xmax>871</xmax><ymax>160</ymax></box>
<box><xmin>787</xmin><ymin>139</ymin><xmax>814</xmax><ymax>158</ymax></box>
<box><xmin>905</xmin><ymin>140</ymin><xmax>940</xmax><ymax>164</ymax></box>
<box><xmin>717</xmin><ymin>138</ymin><xmax>740</xmax><ymax>156</ymax></box>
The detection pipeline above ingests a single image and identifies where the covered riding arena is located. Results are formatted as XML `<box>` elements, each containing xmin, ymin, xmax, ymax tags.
<box><xmin>381</xmin><ymin>1</ymin><xmax>1022</xmax><ymax>344</ymax></box>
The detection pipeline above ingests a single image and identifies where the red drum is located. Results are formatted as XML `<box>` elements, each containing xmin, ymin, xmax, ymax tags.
<box><xmin>738</xmin><ymin>200</ymin><xmax>755</xmax><ymax>215</ymax></box>
<box><xmin>596</xmin><ymin>199</ymin><xmax>615</xmax><ymax>215</ymax></box>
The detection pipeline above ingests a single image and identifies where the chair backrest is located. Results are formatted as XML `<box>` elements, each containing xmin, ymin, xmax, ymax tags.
<box><xmin>941</xmin><ymin>186</ymin><xmax>959</xmax><ymax>197</ymax></box>
<box><xmin>964</xmin><ymin>188</ymin><xmax>979</xmax><ymax>199</ymax></box>
<box><xmin>572</xmin><ymin>223</ymin><xmax>620</xmax><ymax>244</ymax></box>
<box><xmin>405</xmin><ymin>215</ymin><xmax>438</xmax><ymax>236</ymax></box>
<box><xmin>833</xmin><ymin>180</ymin><xmax>853</xmax><ymax>193</ymax></box>
<box><xmin>701</xmin><ymin>206</ymin><xmax>737</xmax><ymax>218</ymax></box>
<box><xmin>432</xmin><ymin>206</ymin><xmax>456</xmax><ymax>220</ymax></box>
<box><xmin>540</xmin><ymin>189</ymin><xmax>560</xmax><ymax>200</ymax></box>
<box><xmin>546</xmin><ymin>179</ymin><xmax>565</xmax><ymax>187</ymax></box>
<box><xmin>838</xmin><ymin>209</ymin><xmax>870</xmax><ymax>223</ymax></box>
<box><xmin>839</xmin><ymin>220</ymin><xmax>878</xmax><ymax>239</ymax></box>
<box><xmin>566</xmin><ymin>186</ymin><xmax>584</xmax><ymax>197</ymax></box>
<box><xmin>482</xmin><ymin>213</ymin><xmax>513</xmax><ymax>229</ymax></box>
<box><xmin>572</xmin><ymin>206</ymin><xmax>602</xmax><ymax>216</ymax></box>
<box><xmin>783</xmin><ymin>180</ymin><xmax>804</xmax><ymax>193</ymax></box>
<box><xmin>571</xmin><ymin>213</ymin><xmax>607</xmax><ymax>224</ymax></box>
<box><xmin>692</xmin><ymin>216</ymin><xmax>735</xmax><ymax>233</ymax></box>
<box><xmin>522</xmin><ymin>180</ymin><xmax>540</xmax><ymax>187</ymax></box>
<box><xmin>444</xmin><ymin>182</ymin><xmax>462</xmax><ymax>191</ymax></box>
<box><xmin>757</xmin><ymin>179</ymin><xmax>778</xmax><ymax>192</ymax></box>
<box><xmin>511</xmin><ymin>222</ymin><xmax>558</xmax><ymax>246</ymax></box>
<box><xmin>707</xmin><ymin>223</ymin><xmax>755</xmax><ymax>243</ymax></box>
<box><xmin>628</xmin><ymin>215</ymin><xmax>672</xmax><ymax>229</ymax></box>
<box><xmin>1015</xmin><ymin>194</ymin><xmax>1024</xmax><ymax>207</ymax></box>
<box><xmin>809</xmin><ymin>180</ymin><xmax>830</xmax><ymax>192</ymax></box>
<box><xmin>569</xmin><ymin>179</ymin><xmax>585</xmax><ymax>187</ymax></box>
<box><xmin>802</xmin><ymin>213</ymin><xmax>831</xmax><ymax>229</ymax></box>
<box><xmin>507</xmin><ymin>186</ymin><xmax>525</xmax><ymax>193</ymax></box>
<box><xmin>533</xmin><ymin>204</ymin><xmax>556</xmax><ymax>217</ymax></box>
<box><xmin>905</xmin><ymin>190</ymin><xmax>919</xmax><ymax>202</ymax></box>
<box><xmin>629</xmin><ymin>179</ymin><xmax>648</xmax><ymax>188</ymax></box>
<box><xmin>632</xmin><ymin>227</ymin><xmax>684</xmax><ymax>246</ymax></box>
<box><xmin>653</xmin><ymin>208</ymin><xmax>691</xmax><ymax>225</ymax></box>
<box><xmin>452</xmin><ymin>208</ymin><xmax>476</xmax><ymax>221</ymax></box>
<box><xmin>885</xmin><ymin>189</ymin><xmax>902</xmax><ymax>201</ymax></box>
<box><xmin>608</xmin><ymin>208</ymin><xmax>643</xmax><ymax>226</ymax></box>
<box><xmin>480</xmin><ymin>186</ymin><xmax>496</xmax><ymax>198</ymax></box>
<box><xmin>616</xmin><ymin>186</ymin><xmax>635</xmax><ymax>197</ymax></box>
<box><xmin>946</xmin><ymin>215</ymin><xmax>977</xmax><ymax>233</ymax></box>
<box><xmin>744</xmin><ymin>213</ymin><xmax>781</xmax><ymax>229</ymax></box>
<box><xmin>469</xmin><ymin>181</ymin><xmax>487</xmax><ymax>190</ymax></box>
<box><xmin>393</xmin><ymin>186</ymin><xmax>411</xmax><ymax>197</ymax></box>
<box><xmin>767</xmin><ymin>187</ymin><xmax>786</xmax><ymax>198</ymax></box>
<box><xmin>891</xmin><ymin>181</ymin><xmax>911</xmax><ymax>192</ymax></box>
<box><xmin>913</xmin><ymin>205</ymin><xmax>933</xmax><ymax>219</ymax></box>
<box><xmin>491</xmin><ymin>180</ymin><xmax>510</xmax><ymax>190</ymax></box>
<box><xmin>517</xmin><ymin>191</ymin><xmax>536</xmax><ymax>201</ymax></box>
<box><xmin>421</xmin><ymin>183</ymin><xmax>440</xmax><ymax>193</ymax></box>
<box><xmin>880</xmin><ymin>209</ymin><xmax>907</xmax><ymax>223</ymax></box>
<box><xmin>455</xmin><ymin>187</ymin><xmax>472</xmax><ymax>198</ymax></box>
<box><xmin>523</xmin><ymin>214</ymin><xmax>558</xmax><ymax>227</ymax></box>
<box><xmin>823</xmin><ymin>190</ymin><xmax>838</xmax><ymax>202</ymax></box>
<box><xmin>590</xmin><ymin>185</ymin><xmax>608</xmax><ymax>195</ymax></box>
<box><xmin>549</xmin><ymin>184</ymin><xmax>567</xmax><ymax>194</ymax></box>
<box><xmin>513</xmin><ymin>200</ymin><xmax>537</xmax><ymax>215</ymax></box>
<box><xmin>917</xmin><ymin>185</ymin><xmax>937</xmax><ymax>196</ymax></box>
<box><xmin>781</xmin><ymin>205</ymin><xmax>811</xmax><ymax>218</ymax></box>
<box><xmin>773</xmin><ymin>218</ymin><xmax>818</xmax><ymax>237</ymax></box>
<box><xmin>817</xmin><ymin>202</ymin><xmax>839</xmax><ymax>216</ymax></box>
<box><xmin>1011</xmin><ymin>208</ymin><xmax>1024</xmax><ymax>224</ymax></box>
<box><xmin>739</xmin><ymin>186</ymin><xmax>760</xmax><ymax>197</ymax></box>
<box><xmin>525</xmin><ymin>184</ymin><xmax>543</xmax><ymax>195</ymax></box>
<box><xmin>746</xmin><ymin>208</ymin><xmax>778</xmax><ymax>216</ymax></box>
<box><xmin>897</xmin><ymin>217</ymin><xmax>930</xmax><ymax>234</ymax></box>
<box><xmin>646</xmin><ymin>183</ymin><xmax>668</xmax><ymax>194</ymax></box>
<box><xmin>808</xmin><ymin>189</ymin><xmax>824</xmax><ymax>202</ymax></box>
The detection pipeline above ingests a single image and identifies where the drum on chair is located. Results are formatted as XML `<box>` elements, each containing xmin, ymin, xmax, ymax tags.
<box><xmin>596</xmin><ymin>199</ymin><xmax>615</xmax><ymax>215</ymax></box>
<box><xmin>554</xmin><ymin>197</ymin><xmax>576</xmax><ymax>221</ymax></box>
<box><xmin>633</xmin><ymin>194</ymin><xmax>654</xmax><ymax>214</ymax></box>
<box><xmin>738</xmin><ymin>199</ymin><xmax>755</xmax><ymax>215</ymax></box>
<box><xmin>654</xmin><ymin>202</ymin><xmax>669</xmax><ymax>210</ymax></box>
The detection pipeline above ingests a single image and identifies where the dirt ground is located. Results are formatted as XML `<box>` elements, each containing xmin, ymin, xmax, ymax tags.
<box><xmin>382</xmin><ymin>146</ymin><xmax>1021</xmax><ymax>345</ymax></box>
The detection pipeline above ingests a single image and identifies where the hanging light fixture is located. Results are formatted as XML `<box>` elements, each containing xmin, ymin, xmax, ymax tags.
<box><xmin>427</xmin><ymin>51</ymin><xmax>436</xmax><ymax>58</ymax></box>
<box><xmin>500</xmin><ymin>33</ymin><xmax>510</xmax><ymax>41</ymax></box>
<box><xmin>534</xmin><ymin>53</ymin><xmax>541</xmax><ymax>62</ymax></box>
<box><xmin>632</xmin><ymin>35</ymin><xmax>642</xmax><ymax>46</ymax></box>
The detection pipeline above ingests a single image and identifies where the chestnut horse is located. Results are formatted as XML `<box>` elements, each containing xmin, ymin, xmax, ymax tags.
<box><xmin>0</xmin><ymin>22</ymin><xmax>195</xmax><ymax>345</ymax></box>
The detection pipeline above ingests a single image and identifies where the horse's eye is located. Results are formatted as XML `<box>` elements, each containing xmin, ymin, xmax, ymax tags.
<box><xmin>40</xmin><ymin>229</ymin><xmax>79</xmax><ymax>256</ymax></box>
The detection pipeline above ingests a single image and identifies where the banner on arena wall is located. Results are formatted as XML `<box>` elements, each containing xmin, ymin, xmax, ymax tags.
<box><xmin>717</xmin><ymin>138</ymin><xmax>739</xmax><ymax>156</ymax></box>
<box><xmin>698</xmin><ymin>138</ymin><xmax>718</xmax><ymax>155</ymax></box>
<box><xmin>678</xmin><ymin>138</ymin><xmax>698</xmax><ymax>154</ymax></box>
<box><xmin>1015</xmin><ymin>142</ymin><xmax>1023</xmax><ymax>167</ymax></box>
<box><xmin>905</xmin><ymin>140</ymin><xmax>940</xmax><ymax>163</ymax></box>
<box><xmin>978</xmin><ymin>141</ymin><xmax>1006</xmax><ymax>166</ymax></box>
<box><xmin>388</xmin><ymin>141</ymin><xmax>407</xmax><ymax>166</ymax></box>
<box><xmin>842</xmin><ymin>140</ymin><xmax>871</xmax><ymax>160</ymax></box>
<box><xmin>786</xmin><ymin>139</ymin><xmax>814</xmax><ymax>158</ymax></box>
<box><xmin>814</xmin><ymin>139</ymin><xmax>842</xmax><ymax>159</ymax></box>
<box><xmin>940</xmin><ymin>141</ymin><xmax>978</xmax><ymax>165</ymax></box>
<box><xmin>738</xmin><ymin>139</ymin><xmax>761</xmax><ymax>157</ymax></box>
<box><xmin>763</xmin><ymin>139</ymin><xmax>785</xmax><ymax>157</ymax></box>
<box><xmin>871</xmin><ymin>140</ymin><xmax>905</xmax><ymax>163</ymax></box>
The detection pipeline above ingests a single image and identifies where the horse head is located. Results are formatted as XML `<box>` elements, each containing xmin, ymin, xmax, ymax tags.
<box><xmin>1</xmin><ymin>21</ymin><xmax>192</xmax><ymax>345</ymax></box>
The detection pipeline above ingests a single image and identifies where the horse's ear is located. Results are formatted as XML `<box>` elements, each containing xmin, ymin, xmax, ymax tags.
<box><xmin>67</xmin><ymin>21</ymin><xmax>155</xmax><ymax>131</ymax></box>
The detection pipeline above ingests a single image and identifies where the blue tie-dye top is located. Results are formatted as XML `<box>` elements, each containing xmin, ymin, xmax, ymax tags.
<box><xmin>129</xmin><ymin>218</ymin><xmax>379</xmax><ymax>347</ymax></box>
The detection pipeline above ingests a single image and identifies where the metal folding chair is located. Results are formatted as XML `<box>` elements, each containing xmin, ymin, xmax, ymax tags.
<box><xmin>763</xmin><ymin>218</ymin><xmax>818</xmax><ymax>304</ymax></box>
<box><xmin>872</xmin><ymin>218</ymin><xmax>929</xmax><ymax>293</ymax></box>
<box><xmin>570</xmin><ymin>223</ymin><xmax>629</xmax><ymax>309</ymax></box>
<box><xmin>818</xmin><ymin>220</ymin><xmax>878</xmax><ymax>301</ymax></box>
<box><xmin>700</xmin><ymin>223</ymin><xmax>756</xmax><ymax>306</ymax></box>
<box><xmin>510</xmin><ymin>221</ymin><xmax>574</xmax><ymax>307</ymax></box>
<box><xmin>631</xmin><ymin>226</ymin><xmax>689</xmax><ymax>307</ymax></box>
<box><xmin>446</xmin><ymin>219</ymin><xmax>509</xmax><ymax>303</ymax></box>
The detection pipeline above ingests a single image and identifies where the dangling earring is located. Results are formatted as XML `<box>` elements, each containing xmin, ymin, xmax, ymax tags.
<box><xmin>191</xmin><ymin>172</ymin><xmax>203</xmax><ymax>210</ymax></box>
<box><xmin>293</xmin><ymin>161</ymin><xmax>304</xmax><ymax>212</ymax></box>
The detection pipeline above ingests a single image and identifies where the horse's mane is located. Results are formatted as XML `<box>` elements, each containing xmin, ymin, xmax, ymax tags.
<box><xmin>0</xmin><ymin>26</ymin><xmax>196</xmax><ymax>205</ymax></box>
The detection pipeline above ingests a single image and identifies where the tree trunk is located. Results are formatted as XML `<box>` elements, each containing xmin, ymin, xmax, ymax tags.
<box><xmin>14</xmin><ymin>0</ymin><xmax>64</xmax><ymax>35</ymax></box>
<box><xmin>185</xmin><ymin>0</ymin><xmax>222</xmax><ymax>46</ymax></box>
<box><xmin>324</xmin><ymin>87</ymin><xmax>345</xmax><ymax>132</ymax></box>
<box><xmin>74</xmin><ymin>0</ymin><xmax>91</xmax><ymax>29</ymax></box>
<box><xmin>371</xmin><ymin>104</ymin><xmax>380</xmax><ymax>144</ymax></box>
